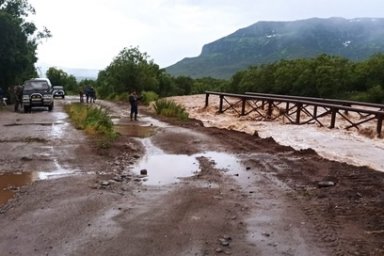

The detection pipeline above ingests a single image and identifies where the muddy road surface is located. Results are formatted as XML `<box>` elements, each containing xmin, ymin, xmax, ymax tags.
<box><xmin>0</xmin><ymin>98</ymin><xmax>383</xmax><ymax>256</ymax></box>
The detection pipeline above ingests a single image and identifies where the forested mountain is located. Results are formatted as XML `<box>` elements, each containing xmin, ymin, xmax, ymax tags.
<box><xmin>166</xmin><ymin>17</ymin><xmax>384</xmax><ymax>79</ymax></box>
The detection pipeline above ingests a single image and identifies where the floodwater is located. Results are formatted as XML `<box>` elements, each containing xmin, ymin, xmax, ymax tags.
<box><xmin>168</xmin><ymin>94</ymin><xmax>384</xmax><ymax>173</ymax></box>
<box><xmin>253</xmin><ymin>122</ymin><xmax>384</xmax><ymax>172</ymax></box>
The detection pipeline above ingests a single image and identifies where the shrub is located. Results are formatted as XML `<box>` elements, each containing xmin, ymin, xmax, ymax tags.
<box><xmin>141</xmin><ymin>91</ymin><xmax>159</xmax><ymax>105</ymax></box>
<box><xmin>64</xmin><ymin>103</ymin><xmax>118</xmax><ymax>146</ymax></box>
<box><xmin>153</xmin><ymin>99</ymin><xmax>189</xmax><ymax>120</ymax></box>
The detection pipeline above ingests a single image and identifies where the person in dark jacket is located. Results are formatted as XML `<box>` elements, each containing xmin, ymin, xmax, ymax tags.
<box><xmin>128</xmin><ymin>90</ymin><xmax>141</xmax><ymax>120</ymax></box>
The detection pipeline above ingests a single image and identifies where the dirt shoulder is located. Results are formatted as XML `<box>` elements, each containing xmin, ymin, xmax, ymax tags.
<box><xmin>0</xmin><ymin>100</ymin><xmax>383</xmax><ymax>255</ymax></box>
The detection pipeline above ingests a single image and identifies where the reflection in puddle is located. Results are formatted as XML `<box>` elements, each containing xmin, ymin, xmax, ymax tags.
<box><xmin>115</xmin><ymin>124</ymin><xmax>156</xmax><ymax>138</ymax></box>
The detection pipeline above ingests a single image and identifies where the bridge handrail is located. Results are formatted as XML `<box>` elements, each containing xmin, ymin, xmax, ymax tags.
<box><xmin>244</xmin><ymin>92</ymin><xmax>384</xmax><ymax>110</ymax></box>
<box><xmin>205</xmin><ymin>91</ymin><xmax>384</xmax><ymax>116</ymax></box>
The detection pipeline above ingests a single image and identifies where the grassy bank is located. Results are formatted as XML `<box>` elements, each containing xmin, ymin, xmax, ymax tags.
<box><xmin>64</xmin><ymin>103</ymin><xmax>117</xmax><ymax>148</ymax></box>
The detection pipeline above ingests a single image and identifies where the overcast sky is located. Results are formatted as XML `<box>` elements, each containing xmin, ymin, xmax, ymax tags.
<box><xmin>28</xmin><ymin>0</ymin><xmax>383</xmax><ymax>71</ymax></box>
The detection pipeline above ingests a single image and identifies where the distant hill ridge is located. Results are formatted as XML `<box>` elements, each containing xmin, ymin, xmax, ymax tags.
<box><xmin>166</xmin><ymin>17</ymin><xmax>384</xmax><ymax>79</ymax></box>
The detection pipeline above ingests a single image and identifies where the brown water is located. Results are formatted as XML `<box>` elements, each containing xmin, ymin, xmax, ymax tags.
<box><xmin>0</xmin><ymin>172</ymin><xmax>35</xmax><ymax>205</ymax></box>
<box><xmin>0</xmin><ymin>166</ymin><xmax>74</xmax><ymax>207</ymax></box>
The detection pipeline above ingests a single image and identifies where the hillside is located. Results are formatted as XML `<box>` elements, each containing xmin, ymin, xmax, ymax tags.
<box><xmin>166</xmin><ymin>17</ymin><xmax>384</xmax><ymax>79</ymax></box>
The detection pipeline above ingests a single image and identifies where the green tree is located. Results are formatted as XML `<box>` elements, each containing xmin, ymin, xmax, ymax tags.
<box><xmin>97</xmin><ymin>46</ymin><xmax>160</xmax><ymax>98</ymax></box>
<box><xmin>0</xmin><ymin>0</ymin><xmax>51</xmax><ymax>98</ymax></box>
<box><xmin>46</xmin><ymin>67</ymin><xmax>77</xmax><ymax>93</ymax></box>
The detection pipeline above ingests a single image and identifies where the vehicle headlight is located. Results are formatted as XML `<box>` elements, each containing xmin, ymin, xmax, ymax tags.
<box><xmin>43</xmin><ymin>94</ymin><xmax>52</xmax><ymax>99</ymax></box>
<box><xmin>23</xmin><ymin>95</ymin><xmax>30</xmax><ymax>100</ymax></box>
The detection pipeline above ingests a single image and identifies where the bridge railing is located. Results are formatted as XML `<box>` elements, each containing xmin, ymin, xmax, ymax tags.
<box><xmin>204</xmin><ymin>91</ymin><xmax>384</xmax><ymax>137</ymax></box>
<box><xmin>244</xmin><ymin>92</ymin><xmax>384</xmax><ymax>111</ymax></box>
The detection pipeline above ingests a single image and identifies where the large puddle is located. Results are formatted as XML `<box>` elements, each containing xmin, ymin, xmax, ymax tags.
<box><xmin>113</xmin><ymin>116</ymin><xmax>252</xmax><ymax>186</ymax></box>
<box><xmin>131</xmin><ymin>139</ymin><xmax>250</xmax><ymax>186</ymax></box>
<box><xmin>0</xmin><ymin>166</ymin><xmax>73</xmax><ymax>206</ymax></box>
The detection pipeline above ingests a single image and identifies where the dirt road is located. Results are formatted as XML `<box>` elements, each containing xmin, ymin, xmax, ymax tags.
<box><xmin>0</xmin><ymin>98</ymin><xmax>383</xmax><ymax>256</ymax></box>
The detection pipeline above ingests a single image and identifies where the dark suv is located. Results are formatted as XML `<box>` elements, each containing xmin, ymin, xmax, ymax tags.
<box><xmin>22</xmin><ymin>78</ymin><xmax>54</xmax><ymax>112</ymax></box>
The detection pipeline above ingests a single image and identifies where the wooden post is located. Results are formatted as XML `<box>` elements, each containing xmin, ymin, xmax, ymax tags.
<box><xmin>330</xmin><ymin>108</ymin><xmax>337</xmax><ymax>128</ymax></box>
<box><xmin>205</xmin><ymin>93</ymin><xmax>209</xmax><ymax>108</ymax></box>
<box><xmin>219</xmin><ymin>95</ymin><xmax>224</xmax><ymax>113</ymax></box>
<box><xmin>267</xmin><ymin>100</ymin><xmax>273</xmax><ymax>119</ymax></box>
<box><xmin>296</xmin><ymin>103</ymin><xmax>302</xmax><ymax>124</ymax></box>
<box><xmin>377</xmin><ymin>113</ymin><xmax>383</xmax><ymax>138</ymax></box>
<box><xmin>241</xmin><ymin>97</ymin><xmax>246</xmax><ymax>116</ymax></box>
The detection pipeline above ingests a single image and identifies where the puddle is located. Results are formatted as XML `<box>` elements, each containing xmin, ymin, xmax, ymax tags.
<box><xmin>115</xmin><ymin>124</ymin><xmax>156</xmax><ymax>138</ymax></box>
<box><xmin>132</xmin><ymin>140</ymin><xmax>249</xmax><ymax>186</ymax></box>
<box><xmin>0</xmin><ymin>172</ymin><xmax>34</xmax><ymax>205</ymax></box>
<box><xmin>0</xmin><ymin>160</ymin><xmax>75</xmax><ymax>207</ymax></box>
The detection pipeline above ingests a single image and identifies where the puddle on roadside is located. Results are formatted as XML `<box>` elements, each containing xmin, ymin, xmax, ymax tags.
<box><xmin>0</xmin><ymin>172</ymin><xmax>34</xmax><ymax>205</ymax></box>
<box><xmin>132</xmin><ymin>139</ymin><xmax>250</xmax><ymax>186</ymax></box>
<box><xmin>115</xmin><ymin>124</ymin><xmax>156</xmax><ymax>138</ymax></box>
<box><xmin>0</xmin><ymin>160</ymin><xmax>75</xmax><ymax>207</ymax></box>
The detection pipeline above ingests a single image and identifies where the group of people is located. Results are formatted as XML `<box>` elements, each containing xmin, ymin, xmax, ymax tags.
<box><xmin>77</xmin><ymin>86</ymin><xmax>142</xmax><ymax>121</ymax></box>
<box><xmin>0</xmin><ymin>85</ymin><xmax>24</xmax><ymax>111</ymax></box>
<box><xmin>79</xmin><ymin>85</ymin><xmax>96</xmax><ymax>103</ymax></box>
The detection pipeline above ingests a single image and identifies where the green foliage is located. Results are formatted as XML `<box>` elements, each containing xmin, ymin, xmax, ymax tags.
<box><xmin>153</xmin><ymin>99</ymin><xmax>189</xmax><ymax>120</ymax></box>
<box><xmin>46</xmin><ymin>67</ymin><xmax>78</xmax><ymax>94</ymax></box>
<box><xmin>0</xmin><ymin>0</ymin><xmax>50</xmax><ymax>98</ymax></box>
<box><xmin>349</xmin><ymin>85</ymin><xmax>384</xmax><ymax>103</ymax></box>
<box><xmin>141</xmin><ymin>91</ymin><xmax>159</xmax><ymax>105</ymax></box>
<box><xmin>229</xmin><ymin>54</ymin><xmax>384</xmax><ymax>102</ymax></box>
<box><xmin>96</xmin><ymin>46</ymin><xmax>161</xmax><ymax>98</ymax></box>
<box><xmin>64</xmin><ymin>103</ymin><xmax>118</xmax><ymax>146</ymax></box>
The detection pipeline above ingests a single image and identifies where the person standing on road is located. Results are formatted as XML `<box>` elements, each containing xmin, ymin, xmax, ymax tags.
<box><xmin>13</xmin><ymin>85</ymin><xmax>23</xmax><ymax>112</ymax></box>
<box><xmin>89</xmin><ymin>86</ymin><xmax>96</xmax><ymax>103</ymax></box>
<box><xmin>79</xmin><ymin>87</ymin><xmax>84</xmax><ymax>103</ymax></box>
<box><xmin>84</xmin><ymin>85</ymin><xmax>91</xmax><ymax>103</ymax></box>
<box><xmin>129</xmin><ymin>90</ymin><xmax>141</xmax><ymax>120</ymax></box>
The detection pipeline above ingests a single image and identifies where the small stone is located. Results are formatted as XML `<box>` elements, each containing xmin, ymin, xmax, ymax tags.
<box><xmin>113</xmin><ymin>176</ymin><xmax>123</xmax><ymax>182</ymax></box>
<box><xmin>140</xmin><ymin>169</ymin><xmax>148</xmax><ymax>175</ymax></box>
<box><xmin>223</xmin><ymin>235</ymin><xmax>232</xmax><ymax>241</ymax></box>
<box><xmin>219</xmin><ymin>238</ymin><xmax>230</xmax><ymax>246</ymax></box>
<box><xmin>215</xmin><ymin>248</ymin><xmax>223</xmax><ymax>253</ymax></box>
<box><xmin>101</xmin><ymin>181</ymin><xmax>110</xmax><ymax>186</ymax></box>
<box><xmin>318</xmin><ymin>181</ymin><xmax>335</xmax><ymax>188</ymax></box>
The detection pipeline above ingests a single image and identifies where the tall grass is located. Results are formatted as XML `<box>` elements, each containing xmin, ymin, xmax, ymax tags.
<box><xmin>153</xmin><ymin>99</ymin><xmax>189</xmax><ymax>120</ymax></box>
<box><xmin>65</xmin><ymin>103</ymin><xmax>118</xmax><ymax>147</ymax></box>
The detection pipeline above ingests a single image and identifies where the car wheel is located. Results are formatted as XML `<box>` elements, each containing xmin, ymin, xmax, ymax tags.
<box><xmin>24</xmin><ymin>106</ymin><xmax>30</xmax><ymax>113</ymax></box>
<box><xmin>48</xmin><ymin>103</ymin><xmax>54</xmax><ymax>111</ymax></box>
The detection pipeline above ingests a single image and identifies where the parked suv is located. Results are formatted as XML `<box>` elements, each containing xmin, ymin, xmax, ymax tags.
<box><xmin>53</xmin><ymin>86</ymin><xmax>65</xmax><ymax>99</ymax></box>
<box><xmin>22</xmin><ymin>78</ymin><xmax>54</xmax><ymax>112</ymax></box>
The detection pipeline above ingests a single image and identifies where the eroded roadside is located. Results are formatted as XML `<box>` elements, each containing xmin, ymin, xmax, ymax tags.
<box><xmin>0</xmin><ymin>99</ymin><xmax>383</xmax><ymax>255</ymax></box>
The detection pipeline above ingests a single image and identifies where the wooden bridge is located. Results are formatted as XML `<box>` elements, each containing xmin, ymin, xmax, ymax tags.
<box><xmin>204</xmin><ymin>91</ymin><xmax>384</xmax><ymax>138</ymax></box>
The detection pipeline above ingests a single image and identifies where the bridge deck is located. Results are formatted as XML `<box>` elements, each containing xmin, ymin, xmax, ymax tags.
<box><xmin>204</xmin><ymin>91</ymin><xmax>384</xmax><ymax>138</ymax></box>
